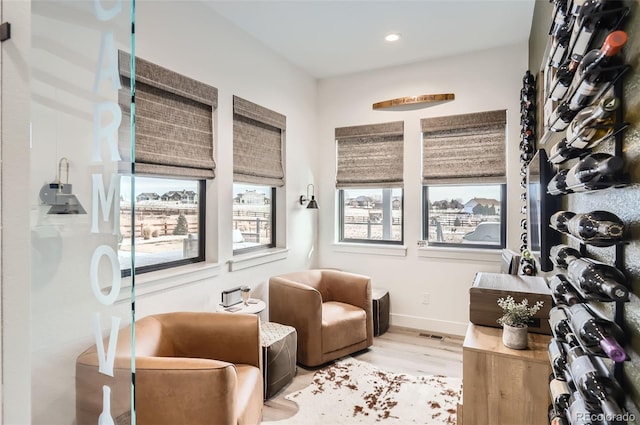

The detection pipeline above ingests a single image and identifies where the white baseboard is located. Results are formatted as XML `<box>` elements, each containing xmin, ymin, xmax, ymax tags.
<box><xmin>390</xmin><ymin>313</ymin><xmax>467</xmax><ymax>337</ymax></box>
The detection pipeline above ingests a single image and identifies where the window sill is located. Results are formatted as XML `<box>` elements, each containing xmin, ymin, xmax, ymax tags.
<box><xmin>117</xmin><ymin>262</ymin><xmax>222</xmax><ymax>302</ymax></box>
<box><xmin>228</xmin><ymin>247</ymin><xmax>289</xmax><ymax>271</ymax></box>
<box><xmin>332</xmin><ymin>243</ymin><xmax>407</xmax><ymax>257</ymax></box>
<box><xmin>417</xmin><ymin>246</ymin><xmax>502</xmax><ymax>263</ymax></box>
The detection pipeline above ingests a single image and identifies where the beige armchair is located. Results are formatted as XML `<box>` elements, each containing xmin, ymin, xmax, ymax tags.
<box><xmin>76</xmin><ymin>312</ymin><xmax>263</xmax><ymax>425</ymax></box>
<box><xmin>269</xmin><ymin>269</ymin><xmax>373</xmax><ymax>367</ymax></box>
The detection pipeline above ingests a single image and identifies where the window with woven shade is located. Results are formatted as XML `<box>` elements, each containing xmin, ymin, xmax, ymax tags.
<box><xmin>335</xmin><ymin>121</ymin><xmax>404</xmax><ymax>244</ymax></box>
<box><xmin>420</xmin><ymin>110</ymin><xmax>507</xmax><ymax>249</ymax></box>
<box><xmin>117</xmin><ymin>51</ymin><xmax>217</xmax><ymax>275</ymax></box>
<box><xmin>232</xmin><ymin>96</ymin><xmax>286</xmax><ymax>254</ymax></box>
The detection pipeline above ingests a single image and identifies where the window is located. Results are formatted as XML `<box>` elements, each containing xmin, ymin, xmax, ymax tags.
<box><xmin>119</xmin><ymin>176</ymin><xmax>205</xmax><ymax>276</ymax></box>
<box><xmin>232</xmin><ymin>183</ymin><xmax>275</xmax><ymax>253</ymax></box>
<box><xmin>339</xmin><ymin>187</ymin><xmax>403</xmax><ymax>244</ymax></box>
<box><xmin>232</xmin><ymin>96</ymin><xmax>285</xmax><ymax>254</ymax></box>
<box><xmin>423</xmin><ymin>184</ymin><xmax>506</xmax><ymax>248</ymax></box>
<box><xmin>335</xmin><ymin>121</ymin><xmax>404</xmax><ymax>245</ymax></box>
<box><xmin>118</xmin><ymin>51</ymin><xmax>217</xmax><ymax>274</ymax></box>
<box><xmin>421</xmin><ymin>110</ymin><xmax>507</xmax><ymax>249</ymax></box>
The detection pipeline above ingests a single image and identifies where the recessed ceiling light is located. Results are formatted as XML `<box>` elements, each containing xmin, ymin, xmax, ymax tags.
<box><xmin>385</xmin><ymin>33</ymin><xmax>401</xmax><ymax>42</ymax></box>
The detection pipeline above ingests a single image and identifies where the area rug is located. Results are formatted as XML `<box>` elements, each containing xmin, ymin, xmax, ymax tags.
<box><xmin>263</xmin><ymin>357</ymin><xmax>462</xmax><ymax>424</ymax></box>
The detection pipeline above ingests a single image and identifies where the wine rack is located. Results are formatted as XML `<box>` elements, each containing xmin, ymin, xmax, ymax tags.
<box><xmin>538</xmin><ymin>1</ymin><xmax>634</xmax><ymax>424</ymax></box>
<box><xmin>520</xmin><ymin>70</ymin><xmax>537</xmax><ymax>276</ymax></box>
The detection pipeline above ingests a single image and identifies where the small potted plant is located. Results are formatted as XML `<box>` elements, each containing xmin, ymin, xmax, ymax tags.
<box><xmin>497</xmin><ymin>295</ymin><xmax>544</xmax><ymax>349</ymax></box>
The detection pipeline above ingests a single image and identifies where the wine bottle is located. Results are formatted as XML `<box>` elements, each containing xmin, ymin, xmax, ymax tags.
<box><xmin>521</xmin><ymin>85</ymin><xmax>536</xmax><ymax>103</ymax></box>
<box><xmin>550</xmin><ymin>244</ymin><xmax>581</xmax><ymax>269</ymax></box>
<box><xmin>523</xmin><ymin>70</ymin><xmax>536</xmax><ymax>86</ymax></box>
<box><xmin>569</xmin><ymin>0</ymin><xmax>627</xmax><ymax>58</ymax></box>
<box><xmin>565</xmin><ymin>210</ymin><xmax>625</xmax><ymax>246</ymax></box>
<box><xmin>549</xmin><ymin>138</ymin><xmax>590</xmax><ymax>165</ymax></box>
<box><xmin>550</xmin><ymin>377</ymin><xmax>572</xmax><ymax>412</ymax></box>
<box><xmin>550</xmin><ymin>211</ymin><xmax>576</xmax><ymax>233</ymax></box>
<box><xmin>520</xmin><ymin>151</ymin><xmax>534</xmax><ymax>164</ymax></box>
<box><xmin>521</xmin><ymin>99</ymin><xmax>535</xmax><ymax>115</ymax></box>
<box><xmin>548</xmin><ymin>169</ymin><xmax>574</xmax><ymax>196</ymax></box>
<box><xmin>564</xmin><ymin>153</ymin><xmax>624</xmax><ymax>192</ymax></box>
<box><xmin>567</xmin><ymin>30</ymin><xmax>627</xmax><ymax>110</ymax></box>
<box><xmin>567</xmin><ymin>257</ymin><xmax>629</xmax><ymax>302</ymax></box>
<box><xmin>550</xmin><ymin>306</ymin><xmax>573</xmax><ymax>339</ymax></box>
<box><xmin>549</xmin><ymin>338</ymin><xmax>568</xmax><ymax>378</ymax></box>
<box><xmin>520</xmin><ymin>218</ymin><xmax>528</xmax><ymax>230</ymax></box>
<box><xmin>566</xmin><ymin>347</ymin><xmax>625</xmax><ymax>417</ymax></box>
<box><xmin>521</xmin><ymin>256</ymin><xmax>536</xmax><ymax>276</ymax></box>
<box><xmin>548</xmin><ymin>404</ymin><xmax>570</xmax><ymax>425</ymax></box>
<box><xmin>567</xmin><ymin>390</ymin><xmax>602</xmax><ymax>425</ymax></box>
<box><xmin>549</xmin><ymin>20</ymin><xmax>573</xmax><ymax>68</ymax></box>
<box><xmin>549</xmin><ymin>54</ymin><xmax>582</xmax><ymax>101</ymax></box>
<box><xmin>549</xmin><ymin>101</ymin><xmax>581</xmax><ymax>132</ymax></box>
<box><xmin>565</xmin><ymin>97</ymin><xmax>619</xmax><ymax>150</ymax></box>
<box><xmin>548</xmin><ymin>274</ymin><xmax>584</xmax><ymax>306</ymax></box>
<box><xmin>568</xmin><ymin>303</ymin><xmax>627</xmax><ymax>362</ymax></box>
<box><xmin>549</xmin><ymin>0</ymin><xmax>570</xmax><ymax>38</ymax></box>
<box><xmin>520</xmin><ymin>139</ymin><xmax>535</xmax><ymax>154</ymax></box>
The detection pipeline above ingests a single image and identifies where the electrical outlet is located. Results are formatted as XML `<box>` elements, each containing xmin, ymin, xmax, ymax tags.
<box><xmin>422</xmin><ymin>292</ymin><xmax>430</xmax><ymax>305</ymax></box>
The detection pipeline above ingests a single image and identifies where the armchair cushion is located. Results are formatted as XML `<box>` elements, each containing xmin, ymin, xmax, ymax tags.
<box><xmin>322</xmin><ymin>301</ymin><xmax>367</xmax><ymax>353</ymax></box>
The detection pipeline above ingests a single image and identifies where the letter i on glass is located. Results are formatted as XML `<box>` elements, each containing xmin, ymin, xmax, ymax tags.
<box><xmin>98</xmin><ymin>385</ymin><xmax>115</xmax><ymax>425</ymax></box>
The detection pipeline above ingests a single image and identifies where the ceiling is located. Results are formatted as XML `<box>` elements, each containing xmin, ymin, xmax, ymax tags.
<box><xmin>206</xmin><ymin>0</ymin><xmax>537</xmax><ymax>79</ymax></box>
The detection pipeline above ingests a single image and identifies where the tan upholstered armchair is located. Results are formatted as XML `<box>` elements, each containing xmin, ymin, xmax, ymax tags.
<box><xmin>269</xmin><ymin>269</ymin><xmax>373</xmax><ymax>367</ymax></box>
<box><xmin>76</xmin><ymin>312</ymin><xmax>263</xmax><ymax>425</ymax></box>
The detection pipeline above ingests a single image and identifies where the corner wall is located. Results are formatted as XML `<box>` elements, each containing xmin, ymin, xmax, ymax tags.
<box><xmin>316</xmin><ymin>43</ymin><xmax>529</xmax><ymax>335</ymax></box>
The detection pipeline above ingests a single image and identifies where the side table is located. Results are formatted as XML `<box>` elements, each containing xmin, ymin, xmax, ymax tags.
<box><xmin>260</xmin><ymin>321</ymin><xmax>297</xmax><ymax>399</ymax></box>
<box><xmin>371</xmin><ymin>288</ymin><xmax>390</xmax><ymax>336</ymax></box>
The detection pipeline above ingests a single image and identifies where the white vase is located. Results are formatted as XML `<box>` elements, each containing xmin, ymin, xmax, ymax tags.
<box><xmin>502</xmin><ymin>324</ymin><xmax>528</xmax><ymax>350</ymax></box>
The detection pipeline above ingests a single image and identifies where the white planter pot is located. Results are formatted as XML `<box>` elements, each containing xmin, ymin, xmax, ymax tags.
<box><xmin>502</xmin><ymin>324</ymin><xmax>528</xmax><ymax>350</ymax></box>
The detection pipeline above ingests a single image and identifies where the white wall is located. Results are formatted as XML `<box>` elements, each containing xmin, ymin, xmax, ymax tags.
<box><xmin>28</xmin><ymin>2</ymin><xmax>318</xmax><ymax>424</ymax></box>
<box><xmin>3</xmin><ymin>1</ymin><xmax>32</xmax><ymax>423</ymax></box>
<box><xmin>316</xmin><ymin>43</ymin><xmax>529</xmax><ymax>335</ymax></box>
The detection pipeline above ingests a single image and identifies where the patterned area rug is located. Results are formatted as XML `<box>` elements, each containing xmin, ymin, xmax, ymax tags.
<box><xmin>263</xmin><ymin>357</ymin><xmax>461</xmax><ymax>424</ymax></box>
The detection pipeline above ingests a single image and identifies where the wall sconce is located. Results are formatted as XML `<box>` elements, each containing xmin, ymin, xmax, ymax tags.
<box><xmin>39</xmin><ymin>157</ymin><xmax>87</xmax><ymax>214</ymax></box>
<box><xmin>299</xmin><ymin>184</ymin><xmax>318</xmax><ymax>209</ymax></box>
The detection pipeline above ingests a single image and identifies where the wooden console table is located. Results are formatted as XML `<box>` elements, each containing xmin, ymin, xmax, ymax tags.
<box><xmin>459</xmin><ymin>323</ymin><xmax>551</xmax><ymax>425</ymax></box>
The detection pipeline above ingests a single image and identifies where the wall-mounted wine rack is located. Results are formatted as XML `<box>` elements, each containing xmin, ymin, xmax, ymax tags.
<box><xmin>537</xmin><ymin>1</ymin><xmax>634</xmax><ymax>424</ymax></box>
<box><xmin>520</xmin><ymin>70</ymin><xmax>537</xmax><ymax>276</ymax></box>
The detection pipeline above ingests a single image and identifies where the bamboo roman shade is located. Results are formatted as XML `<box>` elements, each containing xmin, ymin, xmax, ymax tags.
<box><xmin>118</xmin><ymin>50</ymin><xmax>218</xmax><ymax>179</ymax></box>
<box><xmin>421</xmin><ymin>110</ymin><xmax>506</xmax><ymax>184</ymax></box>
<box><xmin>233</xmin><ymin>96</ymin><xmax>286</xmax><ymax>187</ymax></box>
<box><xmin>335</xmin><ymin>121</ymin><xmax>404</xmax><ymax>188</ymax></box>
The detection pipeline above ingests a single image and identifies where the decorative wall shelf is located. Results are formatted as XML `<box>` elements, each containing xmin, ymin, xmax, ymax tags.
<box><xmin>372</xmin><ymin>93</ymin><xmax>454</xmax><ymax>111</ymax></box>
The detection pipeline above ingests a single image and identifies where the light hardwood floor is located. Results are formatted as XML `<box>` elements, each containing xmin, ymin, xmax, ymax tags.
<box><xmin>261</xmin><ymin>326</ymin><xmax>464</xmax><ymax>423</ymax></box>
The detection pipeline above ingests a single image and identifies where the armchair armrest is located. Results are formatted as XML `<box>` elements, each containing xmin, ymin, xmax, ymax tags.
<box><xmin>135</xmin><ymin>356</ymin><xmax>237</xmax><ymax>425</ymax></box>
<box><xmin>269</xmin><ymin>276</ymin><xmax>323</xmax><ymax>363</ymax></box>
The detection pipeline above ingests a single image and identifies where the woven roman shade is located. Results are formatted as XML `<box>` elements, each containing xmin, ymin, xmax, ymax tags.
<box><xmin>335</xmin><ymin>121</ymin><xmax>404</xmax><ymax>188</ymax></box>
<box><xmin>421</xmin><ymin>110</ymin><xmax>506</xmax><ymax>184</ymax></box>
<box><xmin>118</xmin><ymin>50</ymin><xmax>218</xmax><ymax>179</ymax></box>
<box><xmin>233</xmin><ymin>96</ymin><xmax>286</xmax><ymax>187</ymax></box>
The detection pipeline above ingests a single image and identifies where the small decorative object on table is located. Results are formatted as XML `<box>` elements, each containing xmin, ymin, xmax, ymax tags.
<box><xmin>497</xmin><ymin>295</ymin><xmax>544</xmax><ymax>350</ymax></box>
<box><xmin>241</xmin><ymin>285</ymin><xmax>251</xmax><ymax>306</ymax></box>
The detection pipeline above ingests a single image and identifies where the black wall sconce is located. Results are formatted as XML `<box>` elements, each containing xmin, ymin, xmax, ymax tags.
<box><xmin>300</xmin><ymin>184</ymin><xmax>318</xmax><ymax>209</ymax></box>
